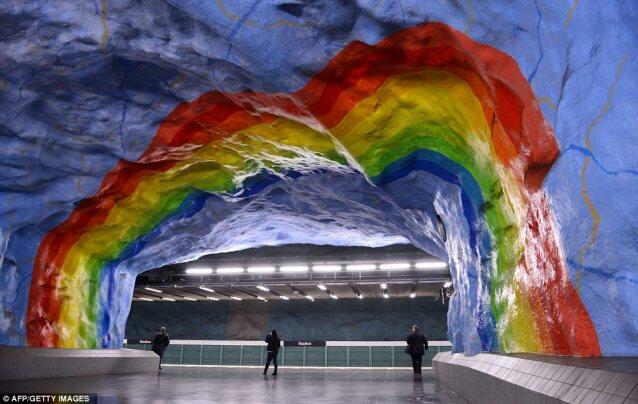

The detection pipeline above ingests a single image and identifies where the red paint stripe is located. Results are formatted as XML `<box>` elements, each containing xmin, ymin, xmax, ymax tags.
<box><xmin>521</xmin><ymin>193</ymin><xmax>601</xmax><ymax>356</ymax></box>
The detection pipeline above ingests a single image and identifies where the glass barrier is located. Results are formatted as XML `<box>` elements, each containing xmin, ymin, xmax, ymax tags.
<box><xmin>124</xmin><ymin>342</ymin><xmax>451</xmax><ymax>368</ymax></box>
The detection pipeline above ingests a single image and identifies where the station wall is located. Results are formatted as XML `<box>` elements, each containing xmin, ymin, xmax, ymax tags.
<box><xmin>125</xmin><ymin>298</ymin><xmax>447</xmax><ymax>341</ymax></box>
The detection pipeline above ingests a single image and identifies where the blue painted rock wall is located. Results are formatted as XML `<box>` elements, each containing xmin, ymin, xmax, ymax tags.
<box><xmin>0</xmin><ymin>1</ymin><xmax>636</xmax><ymax>355</ymax></box>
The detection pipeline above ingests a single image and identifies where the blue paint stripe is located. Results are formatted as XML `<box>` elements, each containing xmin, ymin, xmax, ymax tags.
<box><xmin>372</xmin><ymin>149</ymin><xmax>497</xmax><ymax>350</ymax></box>
<box><xmin>96</xmin><ymin>151</ymin><xmax>498</xmax><ymax>349</ymax></box>
<box><xmin>566</xmin><ymin>258</ymin><xmax>638</xmax><ymax>285</ymax></box>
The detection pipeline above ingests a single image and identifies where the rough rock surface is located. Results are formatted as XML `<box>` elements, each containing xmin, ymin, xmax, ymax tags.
<box><xmin>0</xmin><ymin>1</ymin><xmax>636</xmax><ymax>356</ymax></box>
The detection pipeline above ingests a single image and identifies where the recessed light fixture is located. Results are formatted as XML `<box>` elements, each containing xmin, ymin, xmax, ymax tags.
<box><xmin>409</xmin><ymin>292</ymin><xmax>416</xmax><ymax>299</ymax></box>
<box><xmin>443</xmin><ymin>280</ymin><xmax>453</xmax><ymax>288</ymax></box>
<box><xmin>184</xmin><ymin>297</ymin><xmax>197</xmax><ymax>301</ymax></box>
<box><xmin>312</xmin><ymin>265</ymin><xmax>341</xmax><ymax>272</ymax></box>
<box><xmin>139</xmin><ymin>297</ymin><xmax>153</xmax><ymax>302</ymax></box>
<box><xmin>206</xmin><ymin>296</ymin><xmax>220</xmax><ymax>301</ymax></box>
<box><xmin>230</xmin><ymin>296</ymin><xmax>243</xmax><ymax>301</ymax></box>
<box><xmin>185</xmin><ymin>267</ymin><xmax>213</xmax><ymax>275</ymax></box>
<box><xmin>415</xmin><ymin>261</ymin><xmax>447</xmax><ymax>269</ymax></box>
<box><xmin>144</xmin><ymin>287</ymin><xmax>162</xmax><ymax>293</ymax></box>
<box><xmin>280</xmin><ymin>296</ymin><xmax>290</xmax><ymax>301</ymax></box>
<box><xmin>162</xmin><ymin>297</ymin><xmax>175</xmax><ymax>302</ymax></box>
<box><xmin>257</xmin><ymin>296</ymin><xmax>268</xmax><ymax>302</ymax></box>
<box><xmin>379</xmin><ymin>263</ymin><xmax>411</xmax><ymax>270</ymax></box>
<box><xmin>247</xmin><ymin>266</ymin><xmax>276</xmax><ymax>273</ymax></box>
<box><xmin>383</xmin><ymin>292</ymin><xmax>389</xmax><ymax>299</ymax></box>
<box><xmin>317</xmin><ymin>284</ymin><xmax>327</xmax><ymax>291</ymax></box>
<box><xmin>346</xmin><ymin>264</ymin><xmax>376</xmax><ymax>271</ymax></box>
<box><xmin>199</xmin><ymin>286</ymin><xmax>215</xmax><ymax>293</ymax></box>
<box><xmin>380</xmin><ymin>282</ymin><xmax>387</xmax><ymax>290</ymax></box>
<box><xmin>256</xmin><ymin>285</ymin><xmax>270</xmax><ymax>292</ymax></box>
<box><xmin>217</xmin><ymin>267</ymin><xmax>244</xmax><ymax>274</ymax></box>
<box><xmin>279</xmin><ymin>265</ymin><xmax>309</xmax><ymax>273</ymax></box>
<box><xmin>304</xmin><ymin>295</ymin><xmax>315</xmax><ymax>301</ymax></box>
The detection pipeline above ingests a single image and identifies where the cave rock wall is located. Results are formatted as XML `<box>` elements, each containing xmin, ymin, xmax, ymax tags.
<box><xmin>0</xmin><ymin>1</ymin><xmax>636</xmax><ymax>356</ymax></box>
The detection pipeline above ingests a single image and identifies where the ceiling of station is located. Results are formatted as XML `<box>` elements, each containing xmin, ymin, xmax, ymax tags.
<box><xmin>133</xmin><ymin>243</ymin><xmax>452</xmax><ymax>302</ymax></box>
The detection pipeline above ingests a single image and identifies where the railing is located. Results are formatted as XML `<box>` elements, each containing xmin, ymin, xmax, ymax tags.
<box><xmin>123</xmin><ymin>339</ymin><xmax>452</xmax><ymax>368</ymax></box>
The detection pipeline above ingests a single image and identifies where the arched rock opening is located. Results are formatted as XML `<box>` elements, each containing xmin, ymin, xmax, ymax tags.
<box><xmin>1</xmin><ymin>21</ymin><xmax>616</xmax><ymax>357</ymax></box>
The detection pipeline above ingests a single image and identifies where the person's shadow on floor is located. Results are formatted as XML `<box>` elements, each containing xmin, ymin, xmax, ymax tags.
<box><xmin>412</xmin><ymin>374</ymin><xmax>424</xmax><ymax>400</ymax></box>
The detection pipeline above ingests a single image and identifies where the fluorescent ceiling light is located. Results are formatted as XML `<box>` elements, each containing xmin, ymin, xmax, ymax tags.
<box><xmin>230</xmin><ymin>296</ymin><xmax>243</xmax><ymax>301</ymax></box>
<box><xmin>206</xmin><ymin>296</ymin><xmax>220</xmax><ymax>301</ymax></box>
<box><xmin>279</xmin><ymin>265</ymin><xmax>309</xmax><ymax>273</ymax></box>
<box><xmin>443</xmin><ymin>280</ymin><xmax>453</xmax><ymax>288</ymax></box>
<box><xmin>247</xmin><ymin>266</ymin><xmax>275</xmax><ymax>273</ymax></box>
<box><xmin>329</xmin><ymin>294</ymin><xmax>338</xmax><ymax>300</ymax></box>
<box><xmin>217</xmin><ymin>267</ymin><xmax>244</xmax><ymax>274</ymax></box>
<box><xmin>184</xmin><ymin>297</ymin><xmax>197</xmax><ymax>301</ymax></box>
<box><xmin>317</xmin><ymin>284</ymin><xmax>327</xmax><ymax>291</ymax></box>
<box><xmin>144</xmin><ymin>287</ymin><xmax>162</xmax><ymax>293</ymax></box>
<box><xmin>280</xmin><ymin>296</ymin><xmax>290</xmax><ymax>301</ymax></box>
<box><xmin>379</xmin><ymin>263</ymin><xmax>411</xmax><ymax>270</ymax></box>
<box><xmin>409</xmin><ymin>292</ymin><xmax>416</xmax><ymax>299</ymax></box>
<box><xmin>162</xmin><ymin>297</ymin><xmax>175</xmax><ymax>301</ymax></box>
<box><xmin>138</xmin><ymin>297</ymin><xmax>153</xmax><ymax>302</ymax></box>
<box><xmin>346</xmin><ymin>264</ymin><xmax>376</xmax><ymax>271</ymax></box>
<box><xmin>256</xmin><ymin>285</ymin><xmax>270</xmax><ymax>292</ymax></box>
<box><xmin>380</xmin><ymin>282</ymin><xmax>387</xmax><ymax>290</ymax></box>
<box><xmin>304</xmin><ymin>295</ymin><xmax>315</xmax><ymax>301</ymax></box>
<box><xmin>415</xmin><ymin>261</ymin><xmax>447</xmax><ymax>269</ymax></box>
<box><xmin>312</xmin><ymin>265</ymin><xmax>341</xmax><ymax>272</ymax></box>
<box><xmin>257</xmin><ymin>296</ymin><xmax>268</xmax><ymax>302</ymax></box>
<box><xmin>186</xmin><ymin>267</ymin><xmax>213</xmax><ymax>275</ymax></box>
<box><xmin>199</xmin><ymin>286</ymin><xmax>215</xmax><ymax>293</ymax></box>
<box><xmin>383</xmin><ymin>292</ymin><xmax>389</xmax><ymax>299</ymax></box>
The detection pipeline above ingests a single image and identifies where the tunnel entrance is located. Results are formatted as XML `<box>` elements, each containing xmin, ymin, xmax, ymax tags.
<box><xmin>125</xmin><ymin>243</ymin><xmax>453</xmax><ymax>367</ymax></box>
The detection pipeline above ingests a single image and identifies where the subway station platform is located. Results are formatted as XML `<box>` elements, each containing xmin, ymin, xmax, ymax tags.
<box><xmin>434</xmin><ymin>352</ymin><xmax>638</xmax><ymax>404</ymax></box>
<box><xmin>0</xmin><ymin>367</ymin><xmax>465</xmax><ymax>403</ymax></box>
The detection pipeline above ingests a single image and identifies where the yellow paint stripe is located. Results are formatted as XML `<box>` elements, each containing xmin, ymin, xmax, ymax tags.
<box><xmin>56</xmin><ymin>69</ymin><xmax>536</xmax><ymax>347</ymax></box>
<box><xmin>57</xmin><ymin>120</ymin><xmax>341</xmax><ymax>347</ymax></box>
<box><xmin>99</xmin><ymin>0</ymin><xmax>109</xmax><ymax>52</ymax></box>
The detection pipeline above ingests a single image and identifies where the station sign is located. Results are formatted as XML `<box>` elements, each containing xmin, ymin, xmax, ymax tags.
<box><xmin>127</xmin><ymin>339</ymin><xmax>152</xmax><ymax>344</ymax></box>
<box><xmin>283</xmin><ymin>340</ymin><xmax>326</xmax><ymax>347</ymax></box>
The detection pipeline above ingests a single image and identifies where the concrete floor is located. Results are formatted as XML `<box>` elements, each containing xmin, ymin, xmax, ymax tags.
<box><xmin>0</xmin><ymin>366</ymin><xmax>466</xmax><ymax>403</ymax></box>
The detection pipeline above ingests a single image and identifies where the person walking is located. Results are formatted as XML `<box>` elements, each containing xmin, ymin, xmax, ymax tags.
<box><xmin>405</xmin><ymin>324</ymin><xmax>428</xmax><ymax>374</ymax></box>
<box><xmin>263</xmin><ymin>329</ymin><xmax>281</xmax><ymax>375</ymax></box>
<box><xmin>151</xmin><ymin>326</ymin><xmax>170</xmax><ymax>370</ymax></box>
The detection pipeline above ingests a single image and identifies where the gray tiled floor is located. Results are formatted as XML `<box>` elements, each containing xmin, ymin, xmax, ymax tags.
<box><xmin>0</xmin><ymin>367</ymin><xmax>466</xmax><ymax>403</ymax></box>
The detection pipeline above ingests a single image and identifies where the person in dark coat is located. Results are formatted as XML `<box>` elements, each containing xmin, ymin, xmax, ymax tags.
<box><xmin>263</xmin><ymin>329</ymin><xmax>281</xmax><ymax>375</ymax></box>
<box><xmin>405</xmin><ymin>324</ymin><xmax>428</xmax><ymax>374</ymax></box>
<box><xmin>151</xmin><ymin>327</ymin><xmax>170</xmax><ymax>370</ymax></box>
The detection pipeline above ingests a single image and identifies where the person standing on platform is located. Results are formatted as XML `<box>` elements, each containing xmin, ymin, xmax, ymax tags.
<box><xmin>263</xmin><ymin>329</ymin><xmax>281</xmax><ymax>376</ymax></box>
<box><xmin>405</xmin><ymin>324</ymin><xmax>428</xmax><ymax>374</ymax></box>
<box><xmin>152</xmin><ymin>326</ymin><xmax>170</xmax><ymax>370</ymax></box>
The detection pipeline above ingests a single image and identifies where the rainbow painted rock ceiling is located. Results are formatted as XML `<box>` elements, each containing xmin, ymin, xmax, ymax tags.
<box><xmin>0</xmin><ymin>1</ymin><xmax>636</xmax><ymax>356</ymax></box>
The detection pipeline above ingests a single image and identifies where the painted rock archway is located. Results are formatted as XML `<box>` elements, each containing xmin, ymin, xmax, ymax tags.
<box><xmin>0</xmin><ymin>1</ymin><xmax>635</xmax><ymax>357</ymax></box>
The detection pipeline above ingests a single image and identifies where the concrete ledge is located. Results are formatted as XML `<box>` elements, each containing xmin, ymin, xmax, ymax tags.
<box><xmin>433</xmin><ymin>352</ymin><xmax>638</xmax><ymax>404</ymax></box>
<box><xmin>0</xmin><ymin>346</ymin><xmax>159</xmax><ymax>381</ymax></box>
